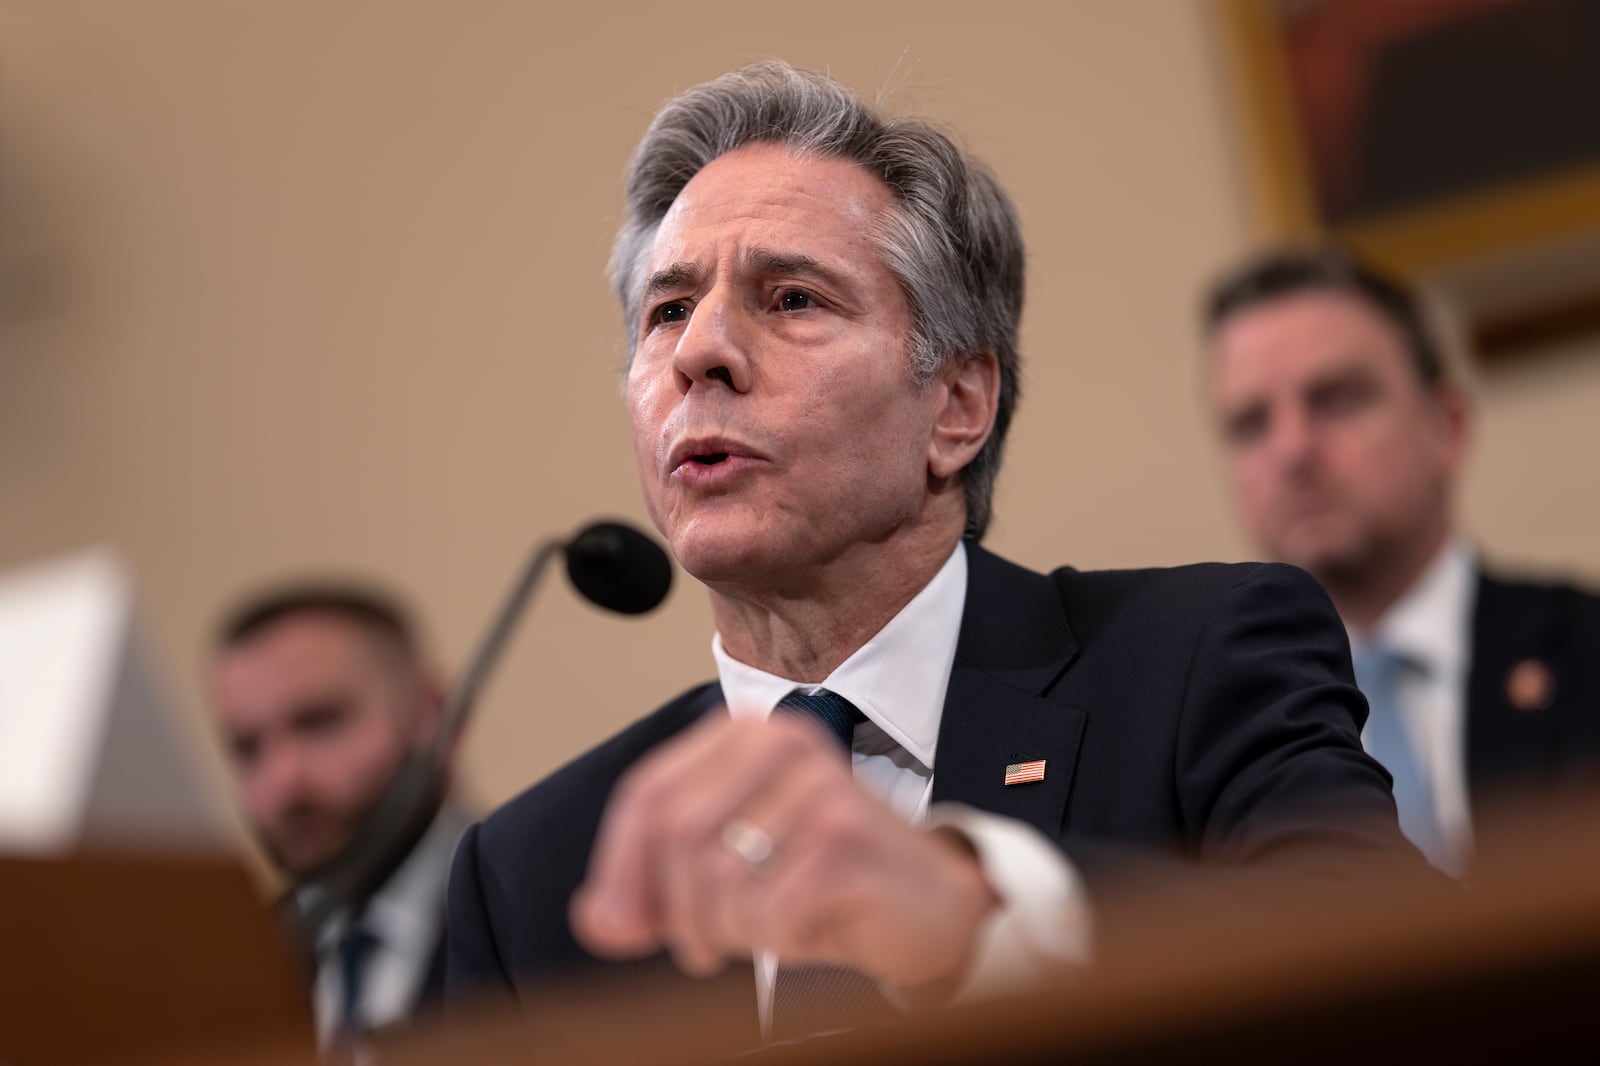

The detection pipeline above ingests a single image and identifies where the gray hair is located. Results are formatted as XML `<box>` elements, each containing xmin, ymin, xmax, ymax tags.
<box><xmin>609</xmin><ymin>61</ymin><xmax>1024</xmax><ymax>541</ymax></box>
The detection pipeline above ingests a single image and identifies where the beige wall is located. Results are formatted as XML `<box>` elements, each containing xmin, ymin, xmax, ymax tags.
<box><xmin>2</xmin><ymin>1</ymin><xmax>1597</xmax><ymax>821</ymax></box>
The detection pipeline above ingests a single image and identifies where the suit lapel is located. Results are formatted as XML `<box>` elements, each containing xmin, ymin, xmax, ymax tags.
<box><xmin>1466</xmin><ymin>571</ymin><xmax>1564</xmax><ymax>796</ymax></box>
<box><xmin>931</xmin><ymin>545</ymin><xmax>1086</xmax><ymax>840</ymax></box>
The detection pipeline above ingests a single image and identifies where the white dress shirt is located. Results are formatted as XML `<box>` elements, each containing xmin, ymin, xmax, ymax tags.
<box><xmin>304</xmin><ymin>803</ymin><xmax>470</xmax><ymax>1048</ymax></box>
<box><xmin>1348</xmin><ymin>537</ymin><xmax>1477</xmax><ymax>877</ymax></box>
<box><xmin>712</xmin><ymin>541</ymin><xmax>1092</xmax><ymax>1037</ymax></box>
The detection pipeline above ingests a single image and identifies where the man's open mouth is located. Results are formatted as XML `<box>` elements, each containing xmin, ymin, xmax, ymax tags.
<box><xmin>668</xmin><ymin>438</ymin><xmax>760</xmax><ymax>477</ymax></box>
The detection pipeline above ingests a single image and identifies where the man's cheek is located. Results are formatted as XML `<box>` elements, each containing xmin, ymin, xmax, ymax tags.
<box><xmin>1235</xmin><ymin>469</ymin><xmax>1274</xmax><ymax>527</ymax></box>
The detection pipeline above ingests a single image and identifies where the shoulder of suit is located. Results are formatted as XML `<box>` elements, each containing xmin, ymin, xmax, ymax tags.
<box><xmin>1475</xmin><ymin>565</ymin><xmax>1600</xmax><ymax>644</ymax></box>
<box><xmin>1478</xmin><ymin>564</ymin><xmax>1600</xmax><ymax>604</ymax></box>
<box><xmin>969</xmin><ymin>543</ymin><xmax>1301</xmax><ymax>599</ymax></box>
<box><xmin>1046</xmin><ymin>558</ymin><xmax>1313</xmax><ymax>604</ymax></box>
<box><xmin>1039</xmin><ymin>558</ymin><xmax>1323</xmax><ymax>644</ymax></box>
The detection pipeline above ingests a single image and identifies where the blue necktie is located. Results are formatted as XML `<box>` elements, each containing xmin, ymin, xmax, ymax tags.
<box><xmin>769</xmin><ymin>689</ymin><xmax>889</xmax><ymax>1041</ymax></box>
<box><xmin>1351</xmin><ymin>645</ymin><xmax>1451</xmax><ymax>871</ymax></box>
<box><xmin>774</xmin><ymin>688</ymin><xmax>865</xmax><ymax>751</ymax></box>
<box><xmin>335</xmin><ymin>924</ymin><xmax>378</xmax><ymax>1039</ymax></box>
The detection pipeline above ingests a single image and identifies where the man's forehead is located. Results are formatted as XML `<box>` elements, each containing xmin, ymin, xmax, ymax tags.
<box><xmin>215</xmin><ymin>613</ymin><xmax>387</xmax><ymax>692</ymax></box>
<box><xmin>1212</xmin><ymin>292</ymin><xmax>1410</xmax><ymax>389</ymax></box>
<box><xmin>645</xmin><ymin>146</ymin><xmax>891</xmax><ymax>265</ymax></box>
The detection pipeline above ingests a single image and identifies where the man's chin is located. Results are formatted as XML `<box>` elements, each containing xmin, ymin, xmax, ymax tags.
<box><xmin>260</xmin><ymin>831</ymin><xmax>356</xmax><ymax>885</ymax></box>
<box><xmin>1280</xmin><ymin>534</ymin><xmax>1376</xmax><ymax>589</ymax></box>
<box><xmin>669</xmin><ymin>525</ymin><xmax>784</xmax><ymax>587</ymax></box>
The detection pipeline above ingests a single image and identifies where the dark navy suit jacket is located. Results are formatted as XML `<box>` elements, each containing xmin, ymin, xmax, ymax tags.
<box><xmin>446</xmin><ymin>546</ymin><xmax>1419</xmax><ymax>1008</ymax></box>
<box><xmin>1466</xmin><ymin>569</ymin><xmax>1600</xmax><ymax>812</ymax></box>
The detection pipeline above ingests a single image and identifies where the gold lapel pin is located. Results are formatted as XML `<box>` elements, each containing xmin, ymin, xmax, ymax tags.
<box><xmin>1004</xmin><ymin>759</ymin><xmax>1046</xmax><ymax>786</ymax></box>
<box><xmin>1506</xmin><ymin>659</ymin><xmax>1556</xmax><ymax>713</ymax></box>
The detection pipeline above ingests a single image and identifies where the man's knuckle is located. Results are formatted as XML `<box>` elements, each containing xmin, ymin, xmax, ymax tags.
<box><xmin>659</xmin><ymin>806</ymin><xmax>708</xmax><ymax>849</ymax></box>
<box><xmin>812</xmin><ymin>797</ymin><xmax>867</xmax><ymax>846</ymax></box>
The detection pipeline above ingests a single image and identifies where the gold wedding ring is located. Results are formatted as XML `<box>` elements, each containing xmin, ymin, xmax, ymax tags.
<box><xmin>721</xmin><ymin>818</ymin><xmax>775</xmax><ymax>871</ymax></box>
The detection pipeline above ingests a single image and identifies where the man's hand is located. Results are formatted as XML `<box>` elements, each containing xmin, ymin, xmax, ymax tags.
<box><xmin>569</xmin><ymin>711</ymin><xmax>1000</xmax><ymax>988</ymax></box>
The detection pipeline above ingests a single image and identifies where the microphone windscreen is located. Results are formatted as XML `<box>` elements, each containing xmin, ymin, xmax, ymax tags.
<box><xmin>564</xmin><ymin>521</ymin><xmax>673</xmax><ymax>615</ymax></box>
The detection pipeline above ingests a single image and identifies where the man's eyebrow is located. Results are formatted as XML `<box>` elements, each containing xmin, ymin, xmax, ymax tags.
<box><xmin>1303</xmin><ymin>358</ymin><xmax>1379</xmax><ymax>392</ymax></box>
<box><xmin>641</xmin><ymin>263</ymin><xmax>702</xmax><ymax>305</ymax></box>
<box><xmin>746</xmin><ymin>248</ymin><xmax>852</xmax><ymax>291</ymax></box>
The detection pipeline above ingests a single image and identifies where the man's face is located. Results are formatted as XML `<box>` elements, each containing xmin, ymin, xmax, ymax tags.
<box><xmin>210</xmin><ymin>614</ymin><xmax>436</xmax><ymax>879</ymax></box>
<box><xmin>1208</xmin><ymin>291</ymin><xmax>1464</xmax><ymax>581</ymax></box>
<box><xmin>626</xmin><ymin>143</ymin><xmax>950</xmax><ymax>587</ymax></box>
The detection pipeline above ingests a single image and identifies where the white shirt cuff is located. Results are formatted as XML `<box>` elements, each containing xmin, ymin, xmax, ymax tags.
<box><xmin>925</xmin><ymin>803</ymin><xmax>1093</xmax><ymax>1004</ymax></box>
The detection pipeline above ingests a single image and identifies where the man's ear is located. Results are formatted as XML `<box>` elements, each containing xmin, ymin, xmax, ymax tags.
<box><xmin>1432</xmin><ymin>379</ymin><xmax>1471</xmax><ymax>477</ymax></box>
<box><xmin>410</xmin><ymin>667</ymin><xmax>449</xmax><ymax>749</ymax></box>
<box><xmin>928</xmin><ymin>351</ymin><xmax>1000</xmax><ymax>480</ymax></box>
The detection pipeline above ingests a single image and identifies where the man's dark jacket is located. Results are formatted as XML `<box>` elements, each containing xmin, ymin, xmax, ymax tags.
<box><xmin>446</xmin><ymin>546</ymin><xmax>1419</xmax><ymax>1008</ymax></box>
<box><xmin>1466</xmin><ymin>568</ymin><xmax>1600</xmax><ymax>813</ymax></box>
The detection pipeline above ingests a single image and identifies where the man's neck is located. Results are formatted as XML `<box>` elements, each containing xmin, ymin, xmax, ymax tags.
<box><xmin>1324</xmin><ymin>522</ymin><xmax>1453</xmax><ymax>634</ymax></box>
<box><xmin>708</xmin><ymin>530</ymin><xmax>962</xmax><ymax>682</ymax></box>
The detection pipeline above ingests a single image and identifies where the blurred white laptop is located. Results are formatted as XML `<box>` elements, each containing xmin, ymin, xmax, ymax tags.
<box><xmin>0</xmin><ymin>547</ymin><xmax>229</xmax><ymax>854</ymax></box>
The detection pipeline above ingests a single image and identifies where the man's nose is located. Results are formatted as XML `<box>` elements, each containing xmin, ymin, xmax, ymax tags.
<box><xmin>1271</xmin><ymin>406</ymin><xmax>1317</xmax><ymax>471</ymax></box>
<box><xmin>253</xmin><ymin>741</ymin><xmax>311</xmax><ymax>814</ymax></box>
<box><xmin>671</xmin><ymin>287</ymin><xmax>752</xmax><ymax>395</ymax></box>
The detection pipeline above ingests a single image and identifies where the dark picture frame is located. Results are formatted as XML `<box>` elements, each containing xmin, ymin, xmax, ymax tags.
<box><xmin>1215</xmin><ymin>0</ymin><xmax>1600</xmax><ymax>280</ymax></box>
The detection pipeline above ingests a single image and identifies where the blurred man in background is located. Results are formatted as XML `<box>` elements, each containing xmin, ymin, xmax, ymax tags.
<box><xmin>1203</xmin><ymin>246</ymin><xmax>1600</xmax><ymax>875</ymax></box>
<box><xmin>209</xmin><ymin>584</ymin><xmax>468</xmax><ymax>1048</ymax></box>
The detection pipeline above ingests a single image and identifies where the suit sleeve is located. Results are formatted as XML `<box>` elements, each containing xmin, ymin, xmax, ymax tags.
<box><xmin>445</xmin><ymin>821</ymin><xmax>516</xmax><ymax>1006</ymax></box>
<box><xmin>1058</xmin><ymin>563</ymin><xmax>1447</xmax><ymax>954</ymax></box>
<box><xmin>1175</xmin><ymin>562</ymin><xmax>1413</xmax><ymax>866</ymax></box>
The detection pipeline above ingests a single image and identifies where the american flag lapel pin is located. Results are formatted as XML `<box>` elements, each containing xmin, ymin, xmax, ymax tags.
<box><xmin>1004</xmin><ymin>759</ymin><xmax>1047</xmax><ymax>786</ymax></box>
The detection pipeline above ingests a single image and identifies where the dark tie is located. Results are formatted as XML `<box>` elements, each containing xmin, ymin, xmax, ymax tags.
<box><xmin>1351</xmin><ymin>644</ymin><xmax>1450</xmax><ymax>871</ymax></box>
<box><xmin>335</xmin><ymin>923</ymin><xmax>378</xmax><ymax>1039</ymax></box>
<box><xmin>774</xmin><ymin>688</ymin><xmax>864</xmax><ymax>751</ymax></box>
<box><xmin>769</xmin><ymin>689</ymin><xmax>891</xmax><ymax>1041</ymax></box>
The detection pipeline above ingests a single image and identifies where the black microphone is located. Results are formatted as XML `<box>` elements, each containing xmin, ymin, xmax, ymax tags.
<box><xmin>566</xmin><ymin>521</ymin><xmax>674</xmax><ymax>615</ymax></box>
<box><xmin>295</xmin><ymin>519</ymin><xmax>671</xmax><ymax>933</ymax></box>
<box><xmin>442</xmin><ymin>520</ymin><xmax>671</xmax><ymax>749</ymax></box>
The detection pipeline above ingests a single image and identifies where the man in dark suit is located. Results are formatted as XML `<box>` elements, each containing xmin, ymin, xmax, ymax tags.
<box><xmin>209</xmin><ymin>584</ymin><xmax>467</xmax><ymax>1048</ymax></box>
<box><xmin>1203</xmin><ymin>245</ymin><xmax>1600</xmax><ymax>877</ymax></box>
<box><xmin>448</xmin><ymin>63</ymin><xmax>1418</xmax><ymax>1042</ymax></box>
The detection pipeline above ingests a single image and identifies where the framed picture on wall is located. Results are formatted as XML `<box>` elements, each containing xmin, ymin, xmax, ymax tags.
<box><xmin>1215</xmin><ymin>0</ymin><xmax>1600</xmax><ymax>281</ymax></box>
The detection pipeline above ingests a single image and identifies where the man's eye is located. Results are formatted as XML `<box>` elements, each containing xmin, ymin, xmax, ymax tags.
<box><xmin>1312</xmin><ymin>381</ymin><xmax>1370</xmax><ymax>418</ymax></box>
<box><xmin>291</xmin><ymin>702</ymin><xmax>350</xmax><ymax>738</ymax></box>
<box><xmin>777</xmin><ymin>289</ymin><xmax>815</xmax><ymax>312</ymax></box>
<box><xmin>653</xmin><ymin>301</ymin><xmax>690</xmax><ymax>325</ymax></box>
<box><xmin>1225</xmin><ymin>409</ymin><xmax>1267</xmax><ymax>447</ymax></box>
<box><xmin>229</xmin><ymin>736</ymin><xmax>260</xmax><ymax>768</ymax></box>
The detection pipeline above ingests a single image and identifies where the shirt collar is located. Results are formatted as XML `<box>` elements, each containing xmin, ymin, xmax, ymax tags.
<box><xmin>1355</xmin><ymin>536</ymin><xmax>1475</xmax><ymax>678</ymax></box>
<box><xmin>712</xmin><ymin>541</ymin><xmax>968</xmax><ymax>771</ymax></box>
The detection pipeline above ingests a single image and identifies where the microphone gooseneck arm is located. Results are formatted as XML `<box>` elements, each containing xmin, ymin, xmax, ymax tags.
<box><xmin>435</xmin><ymin>536</ymin><xmax>565</xmax><ymax>758</ymax></box>
<box><xmin>294</xmin><ymin>522</ymin><xmax>670</xmax><ymax>935</ymax></box>
<box><xmin>295</xmin><ymin>536</ymin><xmax>565</xmax><ymax>934</ymax></box>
